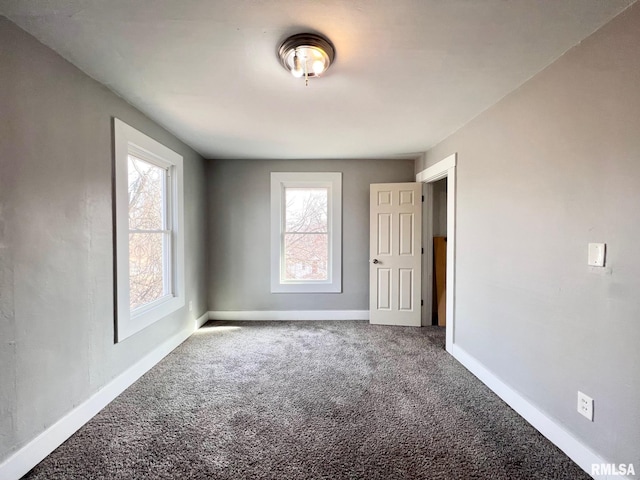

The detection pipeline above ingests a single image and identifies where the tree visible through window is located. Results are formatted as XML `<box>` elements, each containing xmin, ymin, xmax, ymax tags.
<box><xmin>284</xmin><ymin>188</ymin><xmax>328</xmax><ymax>280</ymax></box>
<box><xmin>128</xmin><ymin>155</ymin><xmax>170</xmax><ymax>311</ymax></box>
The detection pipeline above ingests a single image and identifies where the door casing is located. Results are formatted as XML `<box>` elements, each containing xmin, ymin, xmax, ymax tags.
<box><xmin>416</xmin><ymin>153</ymin><xmax>457</xmax><ymax>353</ymax></box>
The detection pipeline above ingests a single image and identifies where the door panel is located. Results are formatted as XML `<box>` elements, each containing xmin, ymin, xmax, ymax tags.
<box><xmin>399</xmin><ymin>213</ymin><xmax>414</xmax><ymax>255</ymax></box>
<box><xmin>377</xmin><ymin>268</ymin><xmax>391</xmax><ymax>310</ymax></box>
<box><xmin>399</xmin><ymin>269</ymin><xmax>413</xmax><ymax>311</ymax></box>
<box><xmin>377</xmin><ymin>213</ymin><xmax>392</xmax><ymax>255</ymax></box>
<box><xmin>369</xmin><ymin>183</ymin><xmax>422</xmax><ymax>326</ymax></box>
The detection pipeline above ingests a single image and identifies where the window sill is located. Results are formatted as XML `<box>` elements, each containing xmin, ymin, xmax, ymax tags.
<box><xmin>271</xmin><ymin>282</ymin><xmax>342</xmax><ymax>294</ymax></box>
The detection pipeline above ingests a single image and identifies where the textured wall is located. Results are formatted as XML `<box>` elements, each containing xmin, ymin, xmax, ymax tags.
<box><xmin>206</xmin><ymin>158</ymin><xmax>415</xmax><ymax>311</ymax></box>
<box><xmin>417</xmin><ymin>4</ymin><xmax>640</xmax><ymax>467</ymax></box>
<box><xmin>0</xmin><ymin>17</ymin><xmax>208</xmax><ymax>463</ymax></box>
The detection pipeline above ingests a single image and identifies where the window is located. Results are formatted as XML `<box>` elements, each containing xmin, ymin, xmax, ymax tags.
<box><xmin>270</xmin><ymin>172</ymin><xmax>342</xmax><ymax>293</ymax></box>
<box><xmin>114</xmin><ymin>119</ymin><xmax>185</xmax><ymax>342</ymax></box>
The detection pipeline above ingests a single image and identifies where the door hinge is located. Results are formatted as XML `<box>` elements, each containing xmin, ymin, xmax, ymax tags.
<box><xmin>421</xmin><ymin>299</ymin><xmax>424</xmax><ymax>306</ymax></box>
<box><xmin>422</xmin><ymin>195</ymin><xmax>424</xmax><ymax>202</ymax></box>
<box><xmin>421</xmin><ymin>247</ymin><xmax>424</xmax><ymax>254</ymax></box>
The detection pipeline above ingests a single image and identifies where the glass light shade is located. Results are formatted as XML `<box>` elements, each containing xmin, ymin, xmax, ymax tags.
<box><xmin>278</xmin><ymin>33</ymin><xmax>335</xmax><ymax>80</ymax></box>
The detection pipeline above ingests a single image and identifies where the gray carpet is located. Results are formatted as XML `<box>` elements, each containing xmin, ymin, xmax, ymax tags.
<box><xmin>23</xmin><ymin>321</ymin><xmax>590</xmax><ymax>479</ymax></box>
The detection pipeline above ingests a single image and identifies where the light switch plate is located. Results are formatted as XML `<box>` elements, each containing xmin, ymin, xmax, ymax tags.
<box><xmin>588</xmin><ymin>243</ymin><xmax>606</xmax><ymax>267</ymax></box>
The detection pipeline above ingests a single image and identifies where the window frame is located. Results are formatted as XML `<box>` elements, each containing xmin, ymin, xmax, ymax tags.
<box><xmin>114</xmin><ymin>118</ymin><xmax>185</xmax><ymax>342</ymax></box>
<box><xmin>270</xmin><ymin>172</ymin><xmax>342</xmax><ymax>293</ymax></box>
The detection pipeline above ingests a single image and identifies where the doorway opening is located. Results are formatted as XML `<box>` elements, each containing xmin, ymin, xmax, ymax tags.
<box><xmin>431</xmin><ymin>178</ymin><xmax>447</xmax><ymax>326</ymax></box>
<box><xmin>417</xmin><ymin>153</ymin><xmax>456</xmax><ymax>353</ymax></box>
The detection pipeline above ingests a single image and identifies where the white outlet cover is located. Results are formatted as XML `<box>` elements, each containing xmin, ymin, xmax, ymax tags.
<box><xmin>577</xmin><ymin>391</ymin><xmax>594</xmax><ymax>421</ymax></box>
<box><xmin>588</xmin><ymin>243</ymin><xmax>606</xmax><ymax>267</ymax></box>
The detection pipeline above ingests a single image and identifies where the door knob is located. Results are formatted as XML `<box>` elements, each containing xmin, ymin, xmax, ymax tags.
<box><xmin>372</xmin><ymin>259</ymin><xmax>380</xmax><ymax>264</ymax></box>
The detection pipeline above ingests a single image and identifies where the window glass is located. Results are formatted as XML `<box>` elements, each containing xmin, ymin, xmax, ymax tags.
<box><xmin>128</xmin><ymin>155</ymin><xmax>164</xmax><ymax>230</ymax></box>
<box><xmin>127</xmin><ymin>156</ymin><xmax>169</xmax><ymax>311</ymax></box>
<box><xmin>129</xmin><ymin>232</ymin><xmax>165</xmax><ymax>310</ymax></box>
<box><xmin>284</xmin><ymin>188</ymin><xmax>328</xmax><ymax>281</ymax></box>
<box><xmin>284</xmin><ymin>233</ymin><xmax>328</xmax><ymax>280</ymax></box>
<box><xmin>285</xmin><ymin>188</ymin><xmax>327</xmax><ymax>233</ymax></box>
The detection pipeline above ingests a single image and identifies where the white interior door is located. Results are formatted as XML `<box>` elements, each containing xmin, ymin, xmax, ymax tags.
<box><xmin>369</xmin><ymin>183</ymin><xmax>422</xmax><ymax>326</ymax></box>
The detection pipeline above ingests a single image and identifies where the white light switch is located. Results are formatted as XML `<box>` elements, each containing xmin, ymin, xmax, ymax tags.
<box><xmin>588</xmin><ymin>243</ymin><xmax>606</xmax><ymax>267</ymax></box>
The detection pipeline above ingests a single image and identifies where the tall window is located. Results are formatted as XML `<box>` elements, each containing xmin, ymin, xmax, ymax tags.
<box><xmin>114</xmin><ymin>119</ymin><xmax>185</xmax><ymax>342</ymax></box>
<box><xmin>271</xmin><ymin>172</ymin><xmax>342</xmax><ymax>293</ymax></box>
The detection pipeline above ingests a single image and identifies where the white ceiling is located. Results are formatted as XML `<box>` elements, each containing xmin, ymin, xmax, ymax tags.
<box><xmin>1</xmin><ymin>0</ymin><xmax>635</xmax><ymax>159</ymax></box>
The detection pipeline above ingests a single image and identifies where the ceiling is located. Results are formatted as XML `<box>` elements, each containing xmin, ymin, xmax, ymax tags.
<box><xmin>1</xmin><ymin>0</ymin><xmax>635</xmax><ymax>160</ymax></box>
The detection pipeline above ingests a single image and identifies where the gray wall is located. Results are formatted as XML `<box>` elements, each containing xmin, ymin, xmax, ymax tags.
<box><xmin>417</xmin><ymin>3</ymin><xmax>640</xmax><ymax>467</ymax></box>
<box><xmin>0</xmin><ymin>17</ymin><xmax>208</xmax><ymax>463</ymax></box>
<box><xmin>432</xmin><ymin>179</ymin><xmax>447</xmax><ymax>237</ymax></box>
<box><xmin>207</xmin><ymin>159</ymin><xmax>415</xmax><ymax>311</ymax></box>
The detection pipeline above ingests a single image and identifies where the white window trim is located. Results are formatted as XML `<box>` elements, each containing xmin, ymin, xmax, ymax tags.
<box><xmin>114</xmin><ymin>118</ymin><xmax>185</xmax><ymax>342</ymax></box>
<box><xmin>270</xmin><ymin>172</ymin><xmax>342</xmax><ymax>293</ymax></box>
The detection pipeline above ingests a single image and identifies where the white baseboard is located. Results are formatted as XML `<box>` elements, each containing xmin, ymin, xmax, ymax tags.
<box><xmin>196</xmin><ymin>311</ymin><xmax>210</xmax><ymax>328</ymax></box>
<box><xmin>450</xmin><ymin>344</ymin><xmax>628</xmax><ymax>480</ymax></box>
<box><xmin>0</xmin><ymin>312</ymin><xmax>208</xmax><ymax>480</ymax></box>
<box><xmin>208</xmin><ymin>310</ymin><xmax>369</xmax><ymax>321</ymax></box>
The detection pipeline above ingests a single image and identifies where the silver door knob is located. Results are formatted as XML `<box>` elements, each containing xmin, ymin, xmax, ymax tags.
<box><xmin>372</xmin><ymin>259</ymin><xmax>380</xmax><ymax>264</ymax></box>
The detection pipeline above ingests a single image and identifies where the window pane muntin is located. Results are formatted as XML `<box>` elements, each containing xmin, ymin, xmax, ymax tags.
<box><xmin>284</xmin><ymin>233</ymin><xmax>329</xmax><ymax>281</ymax></box>
<box><xmin>284</xmin><ymin>187</ymin><xmax>328</xmax><ymax>233</ymax></box>
<box><xmin>128</xmin><ymin>155</ymin><xmax>166</xmax><ymax>231</ymax></box>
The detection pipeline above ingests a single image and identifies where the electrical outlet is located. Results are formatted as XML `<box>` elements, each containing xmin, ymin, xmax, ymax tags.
<box><xmin>577</xmin><ymin>391</ymin><xmax>594</xmax><ymax>421</ymax></box>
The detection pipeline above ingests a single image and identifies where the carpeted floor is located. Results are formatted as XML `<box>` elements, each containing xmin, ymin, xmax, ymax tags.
<box><xmin>23</xmin><ymin>321</ymin><xmax>590</xmax><ymax>479</ymax></box>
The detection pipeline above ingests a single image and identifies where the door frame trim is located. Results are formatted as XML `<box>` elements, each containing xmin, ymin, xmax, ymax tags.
<box><xmin>416</xmin><ymin>153</ymin><xmax>457</xmax><ymax>352</ymax></box>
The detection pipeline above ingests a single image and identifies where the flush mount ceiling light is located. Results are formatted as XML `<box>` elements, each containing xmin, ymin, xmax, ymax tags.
<box><xmin>278</xmin><ymin>33</ymin><xmax>335</xmax><ymax>86</ymax></box>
